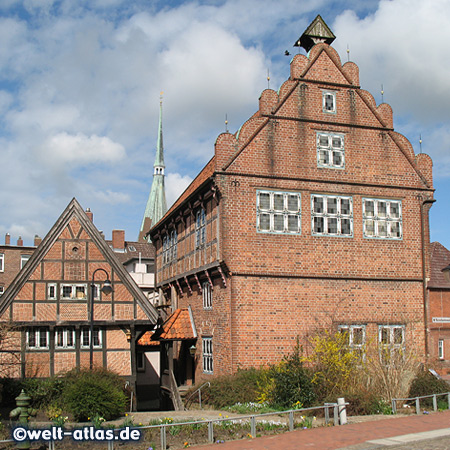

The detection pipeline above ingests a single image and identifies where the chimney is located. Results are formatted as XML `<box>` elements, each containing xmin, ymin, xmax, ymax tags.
<box><xmin>85</xmin><ymin>208</ymin><xmax>93</xmax><ymax>222</ymax></box>
<box><xmin>112</xmin><ymin>230</ymin><xmax>125</xmax><ymax>250</ymax></box>
<box><xmin>5</xmin><ymin>233</ymin><xmax>10</xmax><ymax>245</ymax></box>
<box><xmin>17</xmin><ymin>236</ymin><xmax>23</xmax><ymax>247</ymax></box>
<box><xmin>34</xmin><ymin>235</ymin><xmax>42</xmax><ymax>247</ymax></box>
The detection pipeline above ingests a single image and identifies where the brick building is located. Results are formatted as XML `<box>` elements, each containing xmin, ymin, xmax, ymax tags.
<box><xmin>0</xmin><ymin>198</ymin><xmax>158</xmax><ymax>401</ymax></box>
<box><xmin>428</xmin><ymin>242</ymin><xmax>450</xmax><ymax>378</ymax></box>
<box><xmin>149</xmin><ymin>16</ymin><xmax>435</xmax><ymax>385</ymax></box>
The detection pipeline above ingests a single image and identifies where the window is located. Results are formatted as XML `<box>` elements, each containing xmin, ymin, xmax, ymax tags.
<box><xmin>339</xmin><ymin>325</ymin><xmax>366</xmax><ymax>359</ymax></box>
<box><xmin>80</xmin><ymin>327</ymin><xmax>102</xmax><ymax>348</ymax></box>
<box><xmin>363</xmin><ymin>198</ymin><xmax>402</xmax><ymax>239</ymax></box>
<box><xmin>312</xmin><ymin>195</ymin><xmax>353</xmax><ymax>236</ymax></box>
<box><xmin>26</xmin><ymin>328</ymin><xmax>49</xmax><ymax>350</ymax></box>
<box><xmin>379</xmin><ymin>325</ymin><xmax>405</xmax><ymax>364</ymax></box>
<box><xmin>20</xmin><ymin>254</ymin><xmax>31</xmax><ymax>269</ymax></box>
<box><xmin>322</xmin><ymin>90</ymin><xmax>336</xmax><ymax>113</ymax></box>
<box><xmin>439</xmin><ymin>339</ymin><xmax>444</xmax><ymax>360</ymax></box>
<box><xmin>0</xmin><ymin>253</ymin><xmax>3</xmax><ymax>272</ymax></box>
<box><xmin>0</xmin><ymin>286</ymin><xmax>3</xmax><ymax>296</ymax></box>
<box><xmin>257</xmin><ymin>191</ymin><xmax>301</xmax><ymax>234</ymax></box>
<box><xmin>196</xmin><ymin>209</ymin><xmax>206</xmax><ymax>248</ymax></box>
<box><xmin>317</xmin><ymin>132</ymin><xmax>344</xmax><ymax>168</ymax></box>
<box><xmin>163</xmin><ymin>230</ymin><xmax>178</xmax><ymax>265</ymax></box>
<box><xmin>136</xmin><ymin>352</ymin><xmax>145</xmax><ymax>372</ymax></box>
<box><xmin>55</xmin><ymin>328</ymin><xmax>75</xmax><ymax>349</ymax></box>
<box><xmin>61</xmin><ymin>284</ymin><xmax>87</xmax><ymax>300</ymax></box>
<box><xmin>203</xmin><ymin>282</ymin><xmax>212</xmax><ymax>310</ymax></box>
<box><xmin>202</xmin><ymin>337</ymin><xmax>213</xmax><ymax>374</ymax></box>
<box><xmin>47</xmin><ymin>284</ymin><xmax>57</xmax><ymax>300</ymax></box>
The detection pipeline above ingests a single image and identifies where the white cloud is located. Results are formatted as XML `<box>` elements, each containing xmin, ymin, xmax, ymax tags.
<box><xmin>166</xmin><ymin>172</ymin><xmax>194</xmax><ymax>209</ymax></box>
<box><xmin>42</xmin><ymin>132</ymin><xmax>126</xmax><ymax>166</ymax></box>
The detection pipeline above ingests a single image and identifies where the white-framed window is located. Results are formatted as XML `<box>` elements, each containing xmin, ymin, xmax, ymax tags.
<box><xmin>196</xmin><ymin>208</ymin><xmax>206</xmax><ymax>248</ymax></box>
<box><xmin>317</xmin><ymin>132</ymin><xmax>344</xmax><ymax>168</ymax></box>
<box><xmin>202</xmin><ymin>337</ymin><xmax>213</xmax><ymax>374</ymax></box>
<box><xmin>257</xmin><ymin>191</ymin><xmax>301</xmax><ymax>234</ymax></box>
<box><xmin>339</xmin><ymin>325</ymin><xmax>366</xmax><ymax>359</ymax></box>
<box><xmin>203</xmin><ymin>282</ymin><xmax>212</xmax><ymax>310</ymax></box>
<box><xmin>136</xmin><ymin>352</ymin><xmax>145</xmax><ymax>372</ymax></box>
<box><xmin>61</xmin><ymin>284</ymin><xmax>88</xmax><ymax>300</ymax></box>
<box><xmin>312</xmin><ymin>194</ymin><xmax>353</xmax><ymax>236</ymax></box>
<box><xmin>379</xmin><ymin>324</ymin><xmax>405</xmax><ymax>364</ymax></box>
<box><xmin>363</xmin><ymin>198</ymin><xmax>402</xmax><ymax>240</ymax></box>
<box><xmin>322</xmin><ymin>90</ymin><xmax>336</xmax><ymax>113</ymax></box>
<box><xmin>26</xmin><ymin>328</ymin><xmax>49</xmax><ymax>350</ymax></box>
<box><xmin>0</xmin><ymin>286</ymin><xmax>4</xmax><ymax>296</ymax></box>
<box><xmin>20</xmin><ymin>254</ymin><xmax>31</xmax><ymax>269</ymax></box>
<box><xmin>439</xmin><ymin>339</ymin><xmax>444</xmax><ymax>360</ymax></box>
<box><xmin>163</xmin><ymin>230</ymin><xmax>178</xmax><ymax>265</ymax></box>
<box><xmin>55</xmin><ymin>327</ymin><xmax>75</xmax><ymax>349</ymax></box>
<box><xmin>0</xmin><ymin>253</ymin><xmax>4</xmax><ymax>272</ymax></box>
<box><xmin>80</xmin><ymin>327</ymin><xmax>102</xmax><ymax>348</ymax></box>
<box><xmin>47</xmin><ymin>284</ymin><xmax>57</xmax><ymax>300</ymax></box>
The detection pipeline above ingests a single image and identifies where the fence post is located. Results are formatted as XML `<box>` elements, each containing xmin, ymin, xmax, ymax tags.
<box><xmin>324</xmin><ymin>404</ymin><xmax>330</xmax><ymax>425</ymax></box>
<box><xmin>391</xmin><ymin>399</ymin><xmax>396</xmax><ymax>414</ymax></box>
<box><xmin>160</xmin><ymin>425</ymin><xmax>167</xmax><ymax>450</ymax></box>
<box><xmin>337</xmin><ymin>398</ymin><xmax>347</xmax><ymax>425</ymax></box>
<box><xmin>107</xmin><ymin>440</ymin><xmax>114</xmax><ymax>450</ymax></box>
<box><xmin>333</xmin><ymin>404</ymin><xmax>339</xmax><ymax>426</ymax></box>
<box><xmin>251</xmin><ymin>416</ymin><xmax>256</xmax><ymax>437</ymax></box>
<box><xmin>208</xmin><ymin>421</ymin><xmax>214</xmax><ymax>443</ymax></box>
<box><xmin>289</xmin><ymin>411</ymin><xmax>294</xmax><ymax>431</ymax></box>
<box><xmin>433</xmin><ymin>395</ymin><xmax>438</xmax><ymax>411</ymax></box>
<box><xmin>415</xmin><ymin>397</ymin><xmax>421</xmax><ymax>415</ymax></box>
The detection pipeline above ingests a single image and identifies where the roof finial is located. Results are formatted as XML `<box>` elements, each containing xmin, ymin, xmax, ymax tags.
<box><xmin>225</xmin><ymin>114</ymin><xmax>228</xmax><ymax>133</ymax></box>
<box><xmin>419</xmin><ymin>134</ymin><xmax>423</xmax><ymax>153</ymax></box>
<box><xmin>347</xmin><ymin>44</ymin><xmax>350</xmax><ymax>62</ymax></box>
<box><xmin>267</xmin><ymin>69</ymin><xmax>270</xmax><ymax>89</ymax></box>
<box><xmin>160</xmin><ymin>91</ymin><xmax>163</xmax><ymax>104</ymax></box>
<box><xmin>381</xmin><ymin>84</ymin><xmax>384</xmax><ymax>103</ymax></box>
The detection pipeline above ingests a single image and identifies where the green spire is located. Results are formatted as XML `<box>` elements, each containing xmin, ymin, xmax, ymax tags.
<box><xmin>139</xmin><ymin>95</ymin><xmax>168</xmax><ymax>242</ymax></box>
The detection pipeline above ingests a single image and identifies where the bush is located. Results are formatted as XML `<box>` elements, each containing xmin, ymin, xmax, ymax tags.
<box><xmin>62</xmin><ymin>368</ymin><xmax>127</xmax><ymax>421</ymax></box>
<box><xmin>191</xmin><ymin>368</ymin><xmax>264</xmax><ymax>409</ymax></box>
<box><xmin>408</xmin><ymin>370</ymin><xmax>450</xmax><ymax>406</ymax></box>
<box><xmin>22</xmin><ymin>377</ymin><xmax>66</xmax><ymax>409</ymax></box>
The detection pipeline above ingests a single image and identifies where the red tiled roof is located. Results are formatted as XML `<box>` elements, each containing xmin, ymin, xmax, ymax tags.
<box><xmin>137</xmin><ymin>331</ymin><xmax>160</xmax><ymax>346</ymax></box>
<box><xmin>151</xmin><ymin>157</ymin><xmax>215</xmax><ymax>230</ymax></box>
<box><xmin>429</xmin><ymin>242</ymin><xmax>450</xmax><ymax>288</ymax></box>
<box><xmin>160</xmin><ymin>308</ymin><xmax>196</xmax><ymax>340</ymax></box>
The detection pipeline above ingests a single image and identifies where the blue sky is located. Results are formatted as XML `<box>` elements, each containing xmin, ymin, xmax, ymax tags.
<box><xmin>1</xmin><ymin>0</ymin><xmax>449</xmax><ymax>249</ymax></box>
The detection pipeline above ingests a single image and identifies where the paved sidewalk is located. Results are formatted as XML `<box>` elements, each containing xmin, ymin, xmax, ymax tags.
<box><xmin>194</xmin><ymin>410</ymin><xmax>450</xmax><ymax>449</ymax></box>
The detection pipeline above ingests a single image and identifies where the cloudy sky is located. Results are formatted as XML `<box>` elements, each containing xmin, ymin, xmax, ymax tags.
<box><xmin>1</xmin><ymin>0</ymin><xmax>449</xmax><ymax>249</ymax></box>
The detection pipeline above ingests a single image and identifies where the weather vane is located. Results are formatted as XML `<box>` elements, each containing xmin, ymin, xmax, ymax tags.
<box><xmin>347</xmin><ymin>44</ymin><xmax>350</xmax><ymax>62</ymax></box>
<box><xmin>419</xmin><ymin>134</ymin><xmax>422</xmax><ymax>153</ymax></box>
<box><xmin>381</xmin><ymin>84</ymin><xmax>384</xmax><ymax>103</ymax></box>
<box><xmin>225</xmin><ymin>114</ymin><xmax>228</xmax><ymax>133</ymax></box>
<box><xmin>267</xmin><ymin>69</ymin><xmax>270</xmax><ymax>89</ymax></box>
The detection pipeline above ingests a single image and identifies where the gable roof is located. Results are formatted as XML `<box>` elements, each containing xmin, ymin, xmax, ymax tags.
<box><xmin>150</xmin><ymin>308</ymin><xmax>197</xmax><ymax>341</ymax></box>
<box><xmin>0</xmin><ymin>198</ymin><xmax>158</xmax><ymax>322</ymax></box>
<box><xmin>429</xmin><ymin>242</ymin><xmax>450</xmax><ymax>289</ymax></box>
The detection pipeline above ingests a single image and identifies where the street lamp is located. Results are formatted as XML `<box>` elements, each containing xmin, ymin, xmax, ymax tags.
<box><xmin>90</xmin><ymin>268</ymin><xmax>113</xmax><ymax>370</ymax></box>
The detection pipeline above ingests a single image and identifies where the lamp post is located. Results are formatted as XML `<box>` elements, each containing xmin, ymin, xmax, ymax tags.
<box><xmin>90</xmin><ymin>268</ymin><xmax>112</xmax><ymax>370</ymax></box>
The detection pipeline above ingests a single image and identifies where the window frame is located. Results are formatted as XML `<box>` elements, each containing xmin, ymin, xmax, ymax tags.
<box><xmin>26</xmin><ymin>328</ymin><xmax>49</xmax><ymax>350</ymax></box>
<box><xmin>163</xmin><ymin>229</ymin><xmax>178</xmax><ymax>265</ymax></box>
<box><xmin>202</xmin><ymin>282</ymin><xmax>212</xmax><ymax>310</ymax></box>
<box><xmin>80</xmin><ymin>327</ymin><xmax>102</xmax><ymax>349</ymax></box>
<box><xmin>311</xmin><ymin>194</ymin><xmax>353</xmax><ymax>237</ymax></box>
<box><xmin>439</xmin><ymin>339</ymin><xmax>444</xmax><ymax>360</ymax></box>
<box><xmin>47</xmin><ymin>283</ymin><xmax>57</xmax><ymax>300</ymax></box>
<box><xmin>55</xmin><ymin>327</ymin><xmax>76</xmax><ymax>349</ymax></box>
<box><xmin>0</xmin><ymin>286</ymin><xmax>4</xmax><ymax>296</ymax></box>
<box><xmin>0</xmin><ymin>253</ymin><xmax>4</xmax><ymax>272</ymax></box>
<box><xmin>378</xmin><ymin>324</ymin><xmax>405</xmax><ymax>364</ymax></box>
<box><xmin>322</xmin><ymin>90</ymin><xmax>336</xmax><ymax>114</ymax></box>
<box><xmin>20</xmin><ymin>254</ymin><xmax>31</xmax><ymax>269</ymax></box>
<box><xmin>195</xmin><ymin>208</ymin><xmax>206</xmax><ymax>248</ymax></box>
<box><xmin>256</xmin><ymin>190</ymin><xmax>301</xmax><ymax>235</ymax></box>
<box><xmin>136</xmin><ymin>352</ymin><xmax>146</xmax><ymax>372</ymax></box>
<box><xmin>363</xmin><ymin>198</ymin><xmax>403</xmax><ymax>240</ymax></box>
<box><xmin>202</xmin><ymin>337</ymin><xmax>213</xmax><ymax>374</ymax></box>
<box><xmin>316</xmin><ymin>132</ymin><xmax>345</xmax><ymax>169</ymax></box>
<box><xmin>60</xmin><ymin>284</ymin><xmax>88</xmax><ymax>300</ymax></box>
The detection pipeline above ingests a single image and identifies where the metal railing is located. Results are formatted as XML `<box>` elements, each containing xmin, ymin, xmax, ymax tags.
<box><xmin>392</xmin><ymin>391</ymin><xmax>450</xmax><ymax>415</ymax></box>
<box><xmin>184</xmin><ymin>381</ymin><xmax>211</xmax><ymax>409</ymax></box>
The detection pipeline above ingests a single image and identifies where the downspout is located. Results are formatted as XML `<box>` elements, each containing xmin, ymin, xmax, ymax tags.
<box><xmin>420</xmin><ymin>196</ymin><xmax>436</xmax><ymax>359</ymax></box>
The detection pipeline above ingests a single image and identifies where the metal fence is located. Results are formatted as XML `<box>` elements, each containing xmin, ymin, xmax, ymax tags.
<box><xmin>392</xmin><ymin>391</ymin><xmax>450</xmax><ymax>415</ymax></box>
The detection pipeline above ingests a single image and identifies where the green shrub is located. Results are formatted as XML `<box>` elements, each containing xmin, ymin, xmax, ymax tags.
<box><xmin>408</xmin><ymin>370</ymin><xmax>450</xmax><ymax>407</ymax></box>
<box><xmin>62</xmin><ymin>368</ymin><xmax>126</xmax><ymax>421</ymax></box>
<box><xmin>22</xmin><ymin>377</ymin><xmax>66</xmax><ymax>409</ymax></box>
<box><xmin>188</xmin><ymin>368</ymin><xmax>264</xmax><ymax>409</ymax></box>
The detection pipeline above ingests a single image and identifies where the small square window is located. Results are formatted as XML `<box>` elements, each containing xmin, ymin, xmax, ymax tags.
<box><xmin>317</xmin><ymin>132</ymin><xmax>344</xmax><ymax>168</ymax></box>
<box><xmin>0</xmin><ymin>254</ymin><xmax>4</xmax><ymax>272</ymax></box>
<box><xmin>20</xmin><ymin>255</ymin><xmax>31</xmax><ymax>269</ymax></box>
<box><xmin>323</xmin><ymin>91</ymin><xmax>336</xmax><ymax>113</ymax></box>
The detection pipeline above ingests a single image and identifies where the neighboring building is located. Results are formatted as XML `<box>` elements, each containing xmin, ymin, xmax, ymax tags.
<box><xmin>150</xmin><ymin>16</ymin><xmax>434</xmax><ymax>384</ymax></box>
<box><xmin>139</xmin><ymin>97</ymin><xmax>168</xmax><ymax>242</ymax></box>
<box><xmin>0</xmin><ymin>198</ymin><xmax>159</xmax><ymax>407</ymax></box>
<box><xmin>0</xmin><ymin>234</ymin><xmax>40</xmax><ymax>297</ymax></box>
<box><xmin>428</xmin><ymin>242</ymin><xmax>450</xmax><ymax>378</ymax></box>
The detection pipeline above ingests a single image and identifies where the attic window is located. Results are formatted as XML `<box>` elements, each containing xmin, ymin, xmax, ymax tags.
<box><xmin>128</xmin><ymin>246</ymin><xmax>136</xmax><ymax>252</ymax></box>
<box><xmin>323</xmin><ymin>91</ymin><xmax>336</xmax><ymax>113</ymax></box>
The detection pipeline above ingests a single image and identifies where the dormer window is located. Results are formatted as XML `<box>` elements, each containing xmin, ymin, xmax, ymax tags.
<box><xmin>322</xmin><ymin>90</ymin><xmax>336</xmax><ymax>113</ymax></box>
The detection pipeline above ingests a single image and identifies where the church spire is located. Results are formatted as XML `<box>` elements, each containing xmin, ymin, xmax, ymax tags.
<box><xmin>139</xmin><ymin>94</ymin><xmax>168</xmax><ymax>242</ymax></box>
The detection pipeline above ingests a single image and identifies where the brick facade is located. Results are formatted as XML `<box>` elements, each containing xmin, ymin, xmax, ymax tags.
<box><xmin>151</xmin><ymin>37</ymin><xmax>434</xmax><ymax>382</ymax></box>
